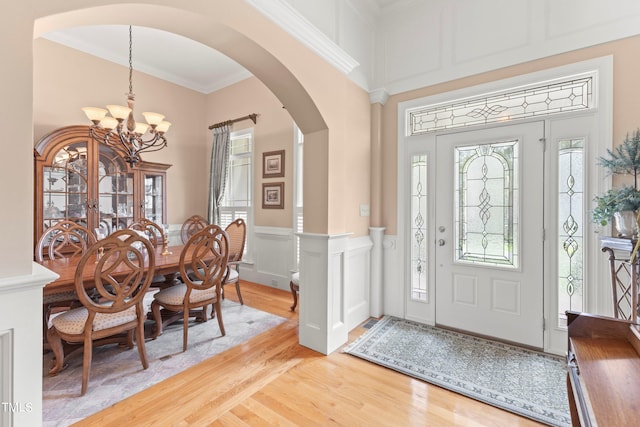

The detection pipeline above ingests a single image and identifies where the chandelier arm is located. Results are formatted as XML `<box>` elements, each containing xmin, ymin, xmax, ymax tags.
<box><xmin>98</xmin><ymin>132</ymin><xmax>135</xmax><ymax>161</ymax></box>
<box><xmin>82</xmin><ymin>25</ymin><xmax>169</xmax><ymax>167</ymax></box>
<box><xmin>133</xmin><ymin>136</ymin><xmax>168</xmax><ymax>155</ymax></box>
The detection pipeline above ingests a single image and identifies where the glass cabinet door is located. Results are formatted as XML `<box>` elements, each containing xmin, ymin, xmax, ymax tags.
<box><xmin>43</xmin><ymin>142</ymin><xmax>89</xmax><ymax>229</ymax></box>
<box><xmin>143</xmin><ymin>173</ymin><xmax>164</xmax><ymax>225</ymax></box>
<box><xmin>98</xmin><ymin>145</ymin><xmax>134</xmax><ymax>232</ymax></box>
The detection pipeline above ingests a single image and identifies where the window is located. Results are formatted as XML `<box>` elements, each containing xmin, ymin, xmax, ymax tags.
<box><xmin>557</xmin><ymin>138</ymin><xmax>584</xmax><ymax>327</ymax></box>
<box><xmin>220</xmin><ymin>130</ymin><xmax>253</xmax><ymax>258</ymax></box>
<box><xmin>410</xmin><ymin>153</ymin><xmax>428</xmax><ymax>301</ymax></box>
<box><xmin>407</xmin><ymin>73</ymin><xmax>595</xmax><ymax>135</ymax></box>
<box><xmin>454</xmin><ymin>140</ymin><xmax>519</xmax><ymax>268</ymax></box>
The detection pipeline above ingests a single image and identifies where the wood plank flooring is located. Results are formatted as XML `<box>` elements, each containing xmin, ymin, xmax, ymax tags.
<box><xmin>76</xmin><ymin>281</ymin><xmax>544</xmax><ymax>426</ymax></box>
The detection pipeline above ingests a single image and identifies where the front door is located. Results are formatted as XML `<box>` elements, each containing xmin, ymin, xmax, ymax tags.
<box><xmin>434</xmin><ymin>122</ymin><xmax>545</xmax><ymax>348</ymax></box>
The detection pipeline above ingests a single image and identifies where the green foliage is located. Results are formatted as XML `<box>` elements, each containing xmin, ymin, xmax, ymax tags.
<box><xmin>593</xmin><ymin>129</ymin><xmax>640</xmax><ymax>226</ymax></box>
<box><xmin>592</xmin><ymin>186</ymin><xmax>640</xmax><ymax>225</ymax></box>
<box><xmin>598</xmin><ymin>129</ymin><xmax>640</xmax><ymax>189</ymax></box>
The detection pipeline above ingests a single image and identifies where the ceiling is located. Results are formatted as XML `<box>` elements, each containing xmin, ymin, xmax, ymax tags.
<box><xmin>41</xmin><ymin>25</ymin><xmax>253</xmax><ymax>94</ymax></box>
<box><xmin>39</xmin><ymin>1</ymin><xmax>403</xmax><ymax>95</ymax></box>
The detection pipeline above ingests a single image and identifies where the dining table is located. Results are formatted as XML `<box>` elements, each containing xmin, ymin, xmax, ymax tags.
<box><xmin>38</xmin><ymin>244</ymin><xmax>188</xmax><ymax>296</ymax></box>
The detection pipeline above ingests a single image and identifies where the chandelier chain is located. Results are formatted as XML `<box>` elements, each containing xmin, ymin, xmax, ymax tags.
<box><xmin>128</xmin><ymin>25</ymin><xmax>133</xmax><ymax>95</ymax></box>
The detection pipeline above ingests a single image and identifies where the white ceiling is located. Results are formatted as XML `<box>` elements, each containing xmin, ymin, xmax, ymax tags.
<box><xmin>41</xmin><ymin>25</ymin><xmax>254</xmax><ymax>94</ymax></box>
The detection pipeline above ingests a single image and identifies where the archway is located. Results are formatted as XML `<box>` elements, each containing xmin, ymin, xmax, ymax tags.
<box><xmin>32</xmin><ymin>1</ymin><xmax>356</xmax><ymax>356</ymax></box>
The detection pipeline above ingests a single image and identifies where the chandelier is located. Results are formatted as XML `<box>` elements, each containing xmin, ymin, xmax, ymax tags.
<box><xmin>82</xmin><ymin>26</ymin><xmax>171</xmax><ymax>167</ymax></box>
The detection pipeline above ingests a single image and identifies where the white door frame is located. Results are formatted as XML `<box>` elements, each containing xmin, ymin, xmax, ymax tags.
<box><xmin>396</xmin><ymin>56</ymin><xmax>613</xmax><ymax>355</ymax></box>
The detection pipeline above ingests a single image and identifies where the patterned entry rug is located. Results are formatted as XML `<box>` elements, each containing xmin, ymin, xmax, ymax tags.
<box><xmin>343</xmin><ymin>316</ymin><xmax>571</xmax><ymax>427</ymax></box>
<box><xmin>42</xmin><ymin>298</ymin><xmax>285</xmax><ymax>427</ymax></box>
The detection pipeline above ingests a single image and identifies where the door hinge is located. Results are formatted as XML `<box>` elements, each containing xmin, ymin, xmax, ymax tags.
<box><xmin>542</xmin><ymin>228</ymin><xmax>546</xmax><ymax>241</ymax></box>
<box><xmin>543</xmin><ymin>317</ymin><xmax>546</xmax><ymax>331</ymax></box>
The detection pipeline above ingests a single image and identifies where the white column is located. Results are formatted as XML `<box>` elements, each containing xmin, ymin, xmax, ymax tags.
<box><xmin>369</xmin><ymin>227</ymin><xmax>385</xmax><ymax>317</ymax></box>
<box><xmin>298</xmin><ymin>232</ymin><xmax>351</xmax><ymax>354</ymax></box>
<box><xmin>0</xmin><ymin>263</ymin><xmax>58</xmax><ymax>427</ymax></box>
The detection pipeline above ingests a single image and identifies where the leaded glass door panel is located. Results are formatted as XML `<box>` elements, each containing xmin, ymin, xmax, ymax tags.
<box><xmin>42</xmin><ymin>142</ymin><xmax>90</xmax><ymax>230</ymax></box>
<box><xmin>405</xmin><ymin>134</ymin><xmax>437</xmax><ymax>325</ymax></box>
<box><xmin>435</xmin><ymin>122</ymin><xmax>545</xmax><ymax>348</ymax></box>
<box><xmin>97</xmin><ymin>144</ymin><xmax>134</xmax><ymax>233</ymax></box>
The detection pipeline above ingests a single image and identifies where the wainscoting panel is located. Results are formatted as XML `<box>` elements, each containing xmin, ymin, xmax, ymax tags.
<box><xmin>240</xmin><ymin>226</ymin><xmax>295</xmax><ymax>290</ymax></box>
<box><xmin>1</xmin><ymin>329</ymin><xmax>12</xmax><ymax>427</ymax></box>
<box><xmin>345</xmin><ymin>235</ymin><xmax>373</xmax><ymax>330</ymax></box>
<box><xmin>298</xmin><ymin>233</ymin><xmax>353</xmax><ymax>354</ymax></box>
<box><xmin>0</xmin><ymin>263</ymin><xmax>59</xmax><ymax>426</ymax></box>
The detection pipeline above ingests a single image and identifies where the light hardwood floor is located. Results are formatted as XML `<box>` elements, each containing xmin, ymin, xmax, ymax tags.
<box><xmin>76</xmin><ymin>281</ymin><xmax>544</xmax><ymax>426</ymax></box>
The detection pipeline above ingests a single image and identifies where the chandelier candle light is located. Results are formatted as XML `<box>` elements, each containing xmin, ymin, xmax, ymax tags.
<box><xmin>82</xmin><ymin>26</ymin><xmax>171</xmax><ymax>167</ymax></box>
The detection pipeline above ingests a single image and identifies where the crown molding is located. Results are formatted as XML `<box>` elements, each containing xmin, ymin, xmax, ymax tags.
<box><xmin>246</xmin><ymin>0</ymin><xmax>360</xmax><ymax>75</ymax></box>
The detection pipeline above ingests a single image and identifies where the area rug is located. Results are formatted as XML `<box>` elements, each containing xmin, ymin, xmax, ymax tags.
<box><xmin>343</xmin><ymin>316</ymin><xmax>571</xmax><ymax>427</ymax></box>
<box><xmin>42</xmin><ymin>298</ymin><xmax>286</xmax><ymax>427</ymax></box>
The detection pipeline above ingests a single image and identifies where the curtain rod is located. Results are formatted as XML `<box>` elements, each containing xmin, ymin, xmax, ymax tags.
<box><xmin>208</xmin><ymin>113</ymin><xmax>258</xmax><ymax>130</ymax></box>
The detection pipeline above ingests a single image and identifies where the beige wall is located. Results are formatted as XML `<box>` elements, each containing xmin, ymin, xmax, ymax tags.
<box><xmin>30</xmin><ymin>1</ymin><xmax>372</xmax><ymax>249</ymax></box>
<box><xmin>34</xmin><ymin>38</ymin><xmax>208</xmax><ymax>225</ymax></box>
<box><xmin>2</xmin><ymin>0</ymin><xmax>372</xmax><ymax>280</ymax></box>
<box><xmin>0</xmin><ymin>5</ymin><xmax>34</xmax><ymax>277</ymax></box>
<box><xmin>381</xmin><ymin>34</ymin><xmax>640</xmax><ymax>235</ymax></box>
<box><xmin>204</xmin><ymin>77</ymin><xmax>295</xmax><ymax>228</ymax></box>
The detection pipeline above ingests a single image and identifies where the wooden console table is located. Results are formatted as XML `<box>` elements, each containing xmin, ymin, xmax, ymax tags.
<box><xmin>566</xmin><ymin>311</ymin><xmax>640</xmax><ymax>426</ymax></box>
<box><xmin>600</xmin><ymin>236</ymin><xmax>639</xmax><ymax>322</ymax></box>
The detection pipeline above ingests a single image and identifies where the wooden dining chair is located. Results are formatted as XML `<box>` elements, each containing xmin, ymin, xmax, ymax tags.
<box><xmin>46</xmin><ymin>229</ymin><xmax>155</xmax><ymax>396</ymax></box>
<box><xmin>151</xmin><ymin>224</ymin><xmax>229</xmax><ymax>351</ymax></box>
<box><xmin>222</xmin><ymin>218</ymin><xmax>246</xmax><ymax>305</ymax></box>
<box><xmin>290</xmin><ymin>271</ymin><xmax>300</xmax><ymax>312</ymax></box>
<box><xmin>35</xmin><ymin>220</ymin><xmax>97</xmax><ymax>262</ymax></box>
<box><xmin>129</xmin><ymin>218</ymin><xmax>171</xmax><ymax>286</ymax></box>
<box><xmin>180</xmin><ymin>214</ymin><xmax>208</xmax><ymax>244</ymax></box>
<box><xmin>128</xmin><ymin>218</ymin><xmax>166</xmax><ymax>248</ymax></box>
<box><xmin>36</xmin><ymin>220</ymin><xmax>97</xmax><ymax>334</ymax></box>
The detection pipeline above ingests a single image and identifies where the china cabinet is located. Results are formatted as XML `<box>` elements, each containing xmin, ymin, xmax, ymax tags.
<box><xmin>34</xmin><ymin>125</ymin><xmax>170</xmax><ymax>246</ymax></box>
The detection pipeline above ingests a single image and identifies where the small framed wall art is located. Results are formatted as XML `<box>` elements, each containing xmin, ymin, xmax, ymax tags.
<box><xmin>262</xmin><ymin>149</ymin><xmax>285</xmax><ymax>178</ymax></box>
<box><xmin>262</xmin><ymin>182</ymin><xmax>284</xmax><ymax>209</ymax></box>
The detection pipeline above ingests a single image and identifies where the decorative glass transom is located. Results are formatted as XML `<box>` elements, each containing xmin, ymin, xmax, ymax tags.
<box><xmin>557</xmin><ymin>138</ymin><xmax>584</xmax><ymax>327</ymax></box>
<box><xmin>408</xmin><ymin>75</ymin><xmax>593</xmax><ymax>135</ymax></box>
<box><xmin>455</xmin><ymin>140</ymin><xmax>519</xmax><ymax>268</ymax></box>
<box><xmin>411</xmin><ymin>154</ymin><xmax>428</xmax><ymax>301</ymax></box>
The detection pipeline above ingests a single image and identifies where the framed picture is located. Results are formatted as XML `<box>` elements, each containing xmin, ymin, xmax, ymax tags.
<box><xmin>262</xmin><ymin>150</ymin><xmax>285</xmax><ymax>178</ymax></box>
<box><xmin>262</xmin><ymin>182</ymin><xmax>284</xmax><ymax>209</ymax></box>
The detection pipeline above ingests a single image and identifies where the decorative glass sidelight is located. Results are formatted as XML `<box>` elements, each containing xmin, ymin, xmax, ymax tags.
<box><xmin>455</xmin><ymin>140</ymin><xmax>519</xmax><ymax>268</ymax></box>
<box><xmin>411</xmin><ymin>154</ymin><xmax>428</xmax><ymax>301</ymax></box>
<box><xmin>557</xmin><ymin>139</ymin><xmax>584</xmax><ymax>327</ymax></box>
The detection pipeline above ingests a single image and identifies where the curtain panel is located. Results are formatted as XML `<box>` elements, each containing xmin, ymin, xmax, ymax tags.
<box><xmin>207</xmin><ymin>124</ymin><xmax>230</xmax><ymax>225</ymax></box>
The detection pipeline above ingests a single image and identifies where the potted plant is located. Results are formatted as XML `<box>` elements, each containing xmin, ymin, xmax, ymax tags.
<box><xmin>593</xmin><ymin>129</ymin><xmax>640</xmax><ymax>236</ymax></box>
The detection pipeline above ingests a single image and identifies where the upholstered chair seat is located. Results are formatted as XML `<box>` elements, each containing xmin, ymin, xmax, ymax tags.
<box><xmin>225</xmin><ymin>268</ymin><xmax>239</xmax><ymax>283</ymax></box>
<box><xmin>290</xmin><ymin>272</ymin><xmax>300</xmax><ymax>311</ymax></box>
<box><xmin>153</xmin><ymin>283</ymin><xmax>217</xmax><ymax>306</ymax></box>
<box><xmin>51</xmin><ymin>304</ymin><xmax>139</xmax><ymax>335</ymax></box>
